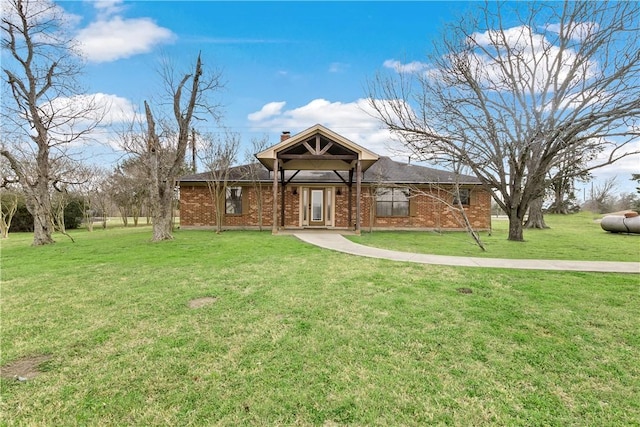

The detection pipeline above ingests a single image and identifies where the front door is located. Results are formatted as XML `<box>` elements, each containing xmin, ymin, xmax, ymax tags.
<box><xmin>309</xmin><ymin>189</ymin><xmax>325</xmax><ymax>226</ymax></box>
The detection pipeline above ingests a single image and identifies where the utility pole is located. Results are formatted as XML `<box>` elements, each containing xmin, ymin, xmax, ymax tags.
<box><xmin>191</xmin><ymin>128</ymin><xmax>197</xmax><ymax>172</ymax></box>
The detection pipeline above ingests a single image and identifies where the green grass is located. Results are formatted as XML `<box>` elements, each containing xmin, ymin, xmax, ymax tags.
<box><xmin>350</xmin><ymin>212</ymin><xmax>640</xmax><ymax>262</ymax></box>
<box><xmin>1</xmin><ymin>226</ymin><xmax>639</xmax><ymax>425</ymax></box>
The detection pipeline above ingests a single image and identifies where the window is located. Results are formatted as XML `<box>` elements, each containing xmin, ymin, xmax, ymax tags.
<box><xmin>453</xmin><ymin>188</ymin><xmax>470</xmax><ymax>206</ymax></box>
<box><xmin>225</xmin><ymin>187</ymin><xmax>242</xmax><ymax>214</ymax></box>
<box><xmin>376</xmin><ymin>187</ymin><xmax>409</xmax><ymax>217</ymax></box>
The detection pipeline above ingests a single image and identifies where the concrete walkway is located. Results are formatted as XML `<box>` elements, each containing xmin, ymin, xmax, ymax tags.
<box><xmin>294</xmin><ymin>233</ymin><xmax>640</xmax><ymax>274</ymax></box>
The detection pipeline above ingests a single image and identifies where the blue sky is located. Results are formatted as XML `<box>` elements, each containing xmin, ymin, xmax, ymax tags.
<box><xmin>61</xmin><ymin>1</ymin><xmax>466</xmax><ymax>142</ymax></box>
<box><xmin>42</xmin><ymin>1</ymin><xmax>640</xmax><ymax>195</ymax></box>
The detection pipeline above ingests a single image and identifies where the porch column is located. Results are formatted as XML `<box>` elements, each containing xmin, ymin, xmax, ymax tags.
<box><xmin>347</xmin><ymin>169</ymin><xmax>353</xmax><ymax>227</ymax></box>
<box><xmin>272</xmin><ymin>158</ymin><xmax>278</xmax><ymax>234</ymax></box>
<box><xmin>355</xmin><ymin>159</ymin><xmax>362</xmax><ymax>233</ymax></box>
<box><xmin>280</xmin><ymin>168</ymin><xmax>285</xmax><ymax>227</ymax></box>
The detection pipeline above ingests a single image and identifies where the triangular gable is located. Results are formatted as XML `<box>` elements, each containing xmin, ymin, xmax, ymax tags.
<box><xmin>256</xmin><ymin>124</ymin><xmax>379</xmax><ymax>171</ymax></box>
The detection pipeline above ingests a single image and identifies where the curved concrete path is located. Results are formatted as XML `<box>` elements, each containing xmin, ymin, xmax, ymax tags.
<box><xmin>294</xmin><ymin>233</ymin><xmax>640</xmax><ymax>273</ymax></box>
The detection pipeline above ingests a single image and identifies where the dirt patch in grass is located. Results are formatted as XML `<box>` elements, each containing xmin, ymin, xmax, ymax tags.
<box><xmin>188</xmin><ymin>296</ymin><xmax>218</xmax><ymax>309</ymax></box>
<box><xmin>456</xmin><ymin>287</ymin><xmax>473</xmax><ymax>294</ymax></box>
<box><xmin>1</xmin><ymin>355</ymin><xmax>51</xmax><ymax>381</ymax></box>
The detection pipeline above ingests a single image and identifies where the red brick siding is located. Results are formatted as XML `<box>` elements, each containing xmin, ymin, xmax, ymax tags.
<box><xmin>180</xmin><ymin>185</ymin><xmax>272</xmax><ymax>228</ymax></box>
<box><xmin>180</xmin><ymin>183</ymin><xmax>491</xmax><ymax>230</ymax></box>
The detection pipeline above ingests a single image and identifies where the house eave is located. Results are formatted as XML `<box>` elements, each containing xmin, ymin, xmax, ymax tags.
<box><xmin>255</xmin><ymin>124</ymin><xmax>379</xmax><ymax>172</ymax></box>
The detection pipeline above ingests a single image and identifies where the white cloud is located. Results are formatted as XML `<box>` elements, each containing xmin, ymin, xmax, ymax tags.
<box><xmin>2</xmin><ymin>0</ymin><xmax>82</xmax><ymax>46</ymax></box>
<box><xmin>37</xmin><ymin>93</ymin><xmax>140</xmax><ymax>150</ymax></box>
<box><xmin>247</xmin><ymin>101</ymin><xmax>287</xmax><ymax>121</ymax></box>
<box><xmin>544</xmin><ymin>21</ymin><xmax>599</xmax><ymax>42</ymax></box>
<box><xmin>383</xmin><ymin>59</ymin><xmax>429</xmax><ymax>74</ymax></box>
<box><xmin>95</xmin><ymin>93</ymin><xmax>140</xmax><ymax>124</ymax></box>
<box><xmin>387</xmin><ymin>25</ymin><xmax>599</xmax><ymax>97</ymax></box>
<box><xmin>592</xmin><ymin>139</ymin><xmax>640</xmax><ymax>175</ymax></box>
<box><xmin>247</xmin><ymin>98</ymin><xmax>409</xmax><ymax>158</ymax></box>
<box><xmin>468</xmin><ymin>25</ymin><xmax>599</xmax><ymax>94</ymax></box>
<box><xmin>91</xmin><ymin>0</ymin><xmax>126</xmax><ymax>18</ymax></box>
<box><xmin>328</xmin><ymin>62</ymin><xmax>349</xmax><ymax>73</ymax></box>
<box><xmin>76</xmin><ymin>16</ymin><xmax>175</xmax><ymax>63</ymax></box>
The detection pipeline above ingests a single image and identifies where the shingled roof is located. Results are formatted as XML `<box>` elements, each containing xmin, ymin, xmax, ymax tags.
<box><xmin>179</xmin><ymin>157</ymin><xmax>481</xmax><ymax>185</ymax></box>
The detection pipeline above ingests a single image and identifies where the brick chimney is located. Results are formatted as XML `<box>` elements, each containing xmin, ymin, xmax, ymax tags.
<box><xmin>280</xmin><ymin>131</ymin><xmax>291</xmax><ymax>142</ymax></box>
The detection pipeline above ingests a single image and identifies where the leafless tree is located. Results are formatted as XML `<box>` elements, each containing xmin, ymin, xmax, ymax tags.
<box><xmin>584</xmin><ymin>177</ymin><xmax>618</xmax><ymax>213</ymax></box>
<box><xmin>244</xmin><ymin>135</ymin><xmax>268</xmax><ymax>231</ymax></box>
<box><xmin>93</xmin><ymin>169</ymin><xmax>112</xmax><ymax>229</ymax></box>
<box><xmin>0</xmin><ymin>189</ymin><xmax>19</xmax><ymax>239</ymax></box>
<box><xmin>2</xmin><ymin>154</ymin><xmax>25</xmax><ymax>238</ymax></box>
<box><xmin>368</xmin><ymin>156</ymin><xmax>486</xmax><ymax>249</ymax></box>
<box><xmin>545</xmin><ymin>150</ymin><xmax>592</xmax><ymax>216</ymax></box>
<box><xmin>200</xmin><ymin>131</ymin><xmax>240</xmax><ymax>234</ymax></box>
<box><xmin>0</xmin><ymin>157</ymin><xmax>19</xmax><ymax>238</ymax></box>
<box><xmin>50</xmin><ymin>188</ymin><xmax>74</xmax><ymax>242</ymax></box>
<box><xmin>631</xmin><ymin>174</ymin><xmax>640</xmax><ymax>195</ymax></box>
<box><xmin>525</xmin><ymin>142</ymin><xmax>599</xmax><ymax>227</ymax></box>
<box><xmin>369</xmin><ymin>1</ymin><xmax>640</xmax><ymax>241</ymax></box>
<box><xmin>75</xmin><ymin>165</ymin><xmax>107</xmax><ymax>232</ymax></box>
<box><xmin>143</xmin><ymin>53</ymin><xmax>223</xmax><ymax>241</ymax></box>
<box><xmin>1</xmin><ymin>0</ymin><xmax>104</xmax><ymax>245</ymax></box>
<box><xmin>108</xmin><ymin>156</ymin><xmax>150</xmax><ymax>227</ymax></box>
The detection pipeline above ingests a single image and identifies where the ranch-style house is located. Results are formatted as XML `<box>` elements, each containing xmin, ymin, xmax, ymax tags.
<box><xmin>178</xmin><ymin>124</ymin><xmax>491</xmax><ymax>233</ymax></box>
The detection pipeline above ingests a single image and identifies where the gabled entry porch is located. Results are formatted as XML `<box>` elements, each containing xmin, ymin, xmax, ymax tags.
<box><xmin>255</xmin><ymin>124</ymin><xmax>379</xmax><ymax>234</ymax></box>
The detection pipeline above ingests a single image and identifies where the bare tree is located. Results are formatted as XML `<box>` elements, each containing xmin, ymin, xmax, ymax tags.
<box><xmin>200</xmin><ymin>131</ymin><xmax>240</xmax><ymax>234</ymax></box>
<box><xmin>92</xmin><ymin>169</ymin><xmax>112</xmax><ymax>229</ymax></box>
<box><xmin>369</xmin><ymin>1</ymin><xmax>640</xmax><ymax>241</ymax></box>
<box><xmin>1</xmin><ymin>0</ymin><xmax>104</xmax><ymax>245</ymax></box>
<box><xmin>368</xmin><ymin>156</ymin><xmax>486</xmax><ymax>249</ymax></box>
<box><xmin>409</xmin><ymin>165</ymin><xmax>487</xmax><ymax>251</ymax></box>
<box><xmin>50</xmin><ymin>188</ymin><xmax>74</xmax><ymax>242</ymax></box>
<box><xmin>244</xmin><ymin>135</ymin><xmax>268</xmax><ymax>231</ymax></box>
<box><xmin>143</xmin><ymin>53</ymin><xmax>223</xmax><ymax>241</ymax></box>
<box><xmin>545</xmin><ymin>149</ymin><xmax>593</xmax><ymax>215</ymax></box>
<box><xmin>631</xmin><ymin>174</ymin><xmax>640</xmax><ymax>195</ymax></box>
<box><xmin>525</xmin><ymin>143</ymin><xmax>599</xmax><ymax>228</ymax></box>
<box><xmin>584</xmin><ymin>177</ymin><xmax>618</xmax><ymax>213</ymax></box>
<box><xmin>0</xmin><ymin>156</ymin><xmax>19</xmax><ymax>238</ymax></box>
<box><xmin>75</xmin><ymin>165</ymin><xmax>107</xmax><ymax>232</ymax></box>
<box><xmin>106</xmin><ymin>161</ymin><xmax>141</xmax><ymax>227</ymax></box>
<box><xmin>0</xmin><ymin>190</ymin><xmax>19</xmax><ymax>238</ymax></box>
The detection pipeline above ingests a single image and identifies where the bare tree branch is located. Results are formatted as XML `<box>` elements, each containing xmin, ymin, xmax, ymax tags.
<box><xmin>1</xmin><ymin>0</ymin><xmax>103</xmax><ymax>245</ymax></box>
<box><xmin>369</xmin><ymin>0</ymin><xmax>640</xmax><ymax>241</ymax></box>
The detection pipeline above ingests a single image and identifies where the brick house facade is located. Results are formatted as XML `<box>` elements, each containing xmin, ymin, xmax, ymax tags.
<box><xmin>179</xmin><ymin>125</ymin><xmax>491</xmax><ymax>232</ymax></box>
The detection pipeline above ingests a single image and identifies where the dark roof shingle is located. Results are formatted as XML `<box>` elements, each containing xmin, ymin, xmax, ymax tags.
<box><xmin>179</xmin><ymin>157</ymin><xmax>481</xmax><ymax>185</ymax></box>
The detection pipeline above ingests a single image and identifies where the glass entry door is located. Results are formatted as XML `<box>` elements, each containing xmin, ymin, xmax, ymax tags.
<box><xmin>309</xmin><ymin>189</ymin><xmax>325</xmax><ymax>226</ymax></box>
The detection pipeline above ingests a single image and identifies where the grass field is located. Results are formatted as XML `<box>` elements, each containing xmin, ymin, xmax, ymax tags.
<box><xmin>351</xmin><ymin>212</ymin><xmax>640</xmax><ymax>262</ymax></box>
<box><xmin>1</xmin><ymin>220</ymin><xmax>639</xmax><ymax>425</ymax></box>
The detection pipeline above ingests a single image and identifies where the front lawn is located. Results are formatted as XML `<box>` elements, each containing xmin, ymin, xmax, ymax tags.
<box><xmin>350</xmin><ymin>212</ymin><xmax>640</xmax><ymax>261</ymax></box>
<box><xmin>1</xmin><ymin>226</ymin><xmax>638</xmax><ymax>425</ymax></box>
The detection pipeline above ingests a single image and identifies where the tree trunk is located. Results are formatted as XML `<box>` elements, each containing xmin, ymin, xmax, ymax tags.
<box><xmin>256</xmin><ymin>188</ymin><xmax>263</xmax><ymax>232</ymax></box>
<box><xmin>83</xmin><ymin>200</ymin><xmax>94</xmax><ymax>232</ymax></box>
<box><xmin>524</xmin><ymin>197</ymin><xmax>549</xmax><ymax>229</ymax></box>
<box><xmin>215</xmin><ymin>186</ymin><xmax>224</xmax><ymax>234</ymax></box>
<box><xmin>151</xmin><ymin>178</ymin><xmax>175</xmax><ymax>241</ymax></box>
<box><xmin>507</xmin><ymin>209</ymin><xmax>525</xmax><ymax>241</ymax></box>
<box><xmin>1</xmin><ymin>193</ymin><xmax>18</xmax><ymax>239</ymax></box>
<box><xmin>27</xmin><ymin>182</ymin><xmax>55</xmax><ymax>246</ymax></box>
<box><xmin>549</xmin><ymin>180</ymin><xmax>569</xmax><ymax>214</ymax></box>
